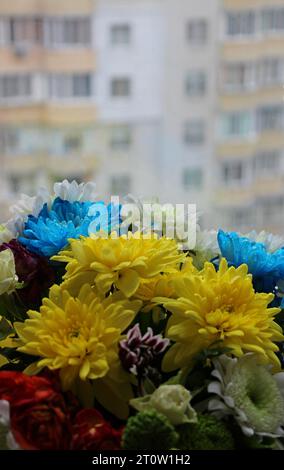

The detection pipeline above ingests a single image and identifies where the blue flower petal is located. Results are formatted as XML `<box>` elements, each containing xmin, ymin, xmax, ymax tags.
<box><xmin>19</xmin><ymin>197</ymin><xmax>121</xmax><ymax>257</ymax></box>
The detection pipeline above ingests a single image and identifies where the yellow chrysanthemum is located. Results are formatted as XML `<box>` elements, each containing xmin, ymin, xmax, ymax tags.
<box><xmin>14</xmin><ymin>284</ymin><xmax>142</xmax><ymax>418</ymax></box>
<box><xmin>134</xmin><ymin>258</ymin><xmax>197</xmax><ymax>311</ymax></box>
<box><xmin>155</xmin><ymin>259</ymin><xmax>284</xmax><ymax>372</ymax></box>
<box><xmin>53</xmin><ymin>232</ymin><xmax>186</xmax><ymax>298</ymax></box>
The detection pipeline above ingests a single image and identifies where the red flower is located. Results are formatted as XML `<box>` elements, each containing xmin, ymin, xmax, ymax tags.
<box><xmin>0</xmin><ymin>371</ymin><xmax>72</xmax><ymax>450</ymax></box>
<box><xmin>71</xmin><ymin>409</ymin><xmax>123</xmax><ymax>450</ymax></box>
<box><xmin>0</xmin><ymin>240</ymin><xmax>55</xmax><ymax>307</ymax></box>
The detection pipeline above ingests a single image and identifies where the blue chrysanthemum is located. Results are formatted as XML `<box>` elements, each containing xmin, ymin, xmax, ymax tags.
<box><xmin>19</xmin><ymin>198</ymin><xmax>121</xmax><ymax>257</ymax></box>
<box><xmin>217</xmin><ymin>230</ymin><xmax>284</xmax><ymax>294</ymax></box>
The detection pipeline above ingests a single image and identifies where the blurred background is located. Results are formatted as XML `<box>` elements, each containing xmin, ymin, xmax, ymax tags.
<box><xmin>0</xmin><ymin>0</ymin><xmax>283</xmax><ymax>234</ymax></box>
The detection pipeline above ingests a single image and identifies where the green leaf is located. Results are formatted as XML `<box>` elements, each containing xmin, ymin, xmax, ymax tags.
<box><xmin>143</xmin><ymin>377</ymin><xmax>156</xmax><ymax>395</ymax></box>
<box><xmin>0</xmin><ymin>425</ymin><xmax>9</xmax><ymax>450</ymax></box>
<box><xmin>0</xmin><ymin>317</ymin><xmax>14</xmax><ymax>341</ymax></box>
<box><xmin>194</xmin><ymin>344</ymin><xmax>232</xmax><ymax>364</ymax></box>
<box><xmin>164</xmin><ymin>369</ymin><xmax>188</xmax><ymax>386</ymax></box>
<box><xmin>0</xmin><ymin>347</ymin><xmax>37</xmax><ymax>370</ymax></box>
<box><xmin>0</xmin><ymin>293</ymin><xmax>28</xmax><ymax>324</ymax></box>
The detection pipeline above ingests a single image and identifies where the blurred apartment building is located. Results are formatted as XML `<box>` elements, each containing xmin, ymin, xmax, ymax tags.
<box><xmin>0</xmin><ymin>0</ymin><xmax>98</xmax><ymax>220</ymax></box>
<box><xmin>93</xmin><ymin>0</ymin><xmax>164</xmax><ymax>200</ymax></box>
<box><xmin>1</xmin><ymin>0</ymin><xmax>284</xmax><ymax>235</ymax></box>
<box><xmin>0</xmin><ymin>0</ymin><xmax>165</xmax><ymax>222</ymax></box>
<box><xmin>162</xmin><ymin>0</ymin><xmax>218</xmax><ymax>227</ymax></box>
<box><xmin>216</xmin><ymin>0</ymin><xmax>284</xmax><ymax>234</ymax></box>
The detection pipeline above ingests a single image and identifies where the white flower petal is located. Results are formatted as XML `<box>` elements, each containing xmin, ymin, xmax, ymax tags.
<box><xmin>6</xmin><ymin>432</ymin><xmax>21</xmax><ymax>450</ymax></box>
<box><xmin>54</xmin><ymin>179</ymin><xmax>97</xmax><ymax>203</ymax></box>
<box><xmin>208</xmin><ymin>398</ymin><xmax>228</xmax><ymax>412</ymax></box>
<box><xmin>239</xmin><ymin>424</ymin><xmax>254</xmax><ymax>437</ymax></box>
<box><xmin>274</xmin><ymin>372</ymin><xmax>284</xmax><ymax>398</ymax></box>
<box><xmin>0</xmin><ymin>400</ymin><xmax>10</xmax><ymax>426</ymax></box>
<box><xmin>208</xmin><ymin>381</ymin><xmax>223</xmax><ymax>396</ymax></box>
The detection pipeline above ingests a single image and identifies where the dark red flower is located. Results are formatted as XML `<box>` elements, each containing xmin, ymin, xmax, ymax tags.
<box><xmin>71</xmin><ymin>409</ymin><xmax>122</xmax><ymax>450</ymax></box>
<box><xmin>0</xmin><ymin>371</ymin><xmax>72</xmax><ymax>450</ymax></box>
<box><xmin>0</xmin><ymin>240</ymin><xmax>55</xmax><ymax>307</ymax></box>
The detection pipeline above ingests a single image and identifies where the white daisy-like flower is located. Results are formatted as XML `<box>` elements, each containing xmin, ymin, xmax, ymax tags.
<box><xmin>191</xmin><ymin>229</ymin><xmax>219</xmax><ymax>269</ymax></box>
<box><xmin>0</xmin><ymin>400</ymin><xmax>20</xmax><ymax>450</ymax></box>
<box><xmin>53</xmin><ymin>179</ymin><xmax>97</xmax><ymax>203</ymax></box>
<box><xmin>245</xmin><ymin>230</ymin><xmax>284</xmax><ymax>253</ymax></box>
<box><xmin>208</xmin><ymin>354</ymin><xmax>284</xmax><ymax>438</ymax></box>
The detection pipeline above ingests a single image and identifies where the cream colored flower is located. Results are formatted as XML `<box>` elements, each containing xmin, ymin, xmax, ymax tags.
<box><xmin>0</xmin><ymin>226</ymin><xmax>13</xmax><ymax>245</ymax></box>
<box><xmin>130</xmin><ymin>384</ymin><xmax>197</xmax><ymax>426</ymax></box>
<box><xmin>0</xmin><ymin>249</ymin><xmax>18</xmax><ymax>295</ymax></box>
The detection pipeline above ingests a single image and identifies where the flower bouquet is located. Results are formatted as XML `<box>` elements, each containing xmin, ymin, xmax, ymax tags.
<box><xmin>0</xmin><ymin>180</ymin><xmax>284</xmax><ymax>450</ymax></box>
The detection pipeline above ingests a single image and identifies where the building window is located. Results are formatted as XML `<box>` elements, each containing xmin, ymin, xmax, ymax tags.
<box><xmin>221</xmin><ymin>161</ymin><xmax>244</xmax><ymax>185</ymax></box>
<box><xmin>262</xmin><ymin>8</ymin><xmax>284</xmax><ymax>33</ymax></box>
<box><xmin>5</xmin><ymin>17</ymin><xmax>43</xmax><ymax>45</ymax></box>
<box><xmin>182</xmin><ymin>168</ymin><xmax>203</xmax><ymax>190</ymax></box>
<box><xmin>230</xmin><ymin>208</ymin><xmax>251</xmax><ymax>230</ymax></box>
<box><xmin>0</xmin><ymin>74</ymin><xmax>32</xmax><ymax>99</ymax></box>
<box><xmin>0</xmin><ymin>18</ymin><xmax>6</xmax><ymax>45</ymax></box>
<box><xmin>110</xmin><ymin>125</ymin><xmax>132</xmax><ymax>150</ymax></box>
<box><xmin>9</xmin><ymin>175</ymin><xmax>21</xmax><ymax>193</ymax></box>
<box><xmin>257</xmin><ymin>106</ymin><xmax>283</xmax><ymax>132</ymax></box>
<box><xmin>184</xmin><ymin>120</ymin><xmax>205</xmax><ymax>145</ymax></box>
<box><xmin>0</xmin><ymin>127</ymin><xmax>19</xmax><ymax>154</ymax></box>
<box><xmin>254</xmin><ymin>151</ymin><xmax>281</xmax><ymax>175</ymax></box>
<box><xmin>226</xmin><ymin>11</ymin><xmax>256</xmax><ymax>37</ymax></box>
<box><xmin>222</xmin><ymin>112</ymin><xmax>253</xmax><ymax>138</ymax></box>
<box><xmin>45</xmin><ymin>17</ymin><xmax>91</xmax><ymax>47</ymax></box>
<box><xmin>258</xmin><ymin>197</ymin><xmax>284</xmax><ymax>225</ymax></box>
<box><xmin>258</xmin><ymin>58</ymin><xmax>283</xmax><ymax>87</ymax></box>
<box><xmin>185</xmin><ymin>71</ymin><xmax>207</xmax><ymax>97</ymax></box>
<box><xmin>110</xmin><ymin>24</ymin><xmax>131</xmax><ymax>45</ymax></box>
<box><xmin>111</xmin><ymin>78</ymin><xmax>131</xmax><ymax>98</ymax></box>
<box><xmin>186</xmin><ymin>19</ymin><xmax>207</xmax><ymax>45</ymax></box>
<box><xmin>222</xmin><ymin>62</ymin><xmax>255</xmax><ymax>91</ymax></box>
<box><xmin>111</xmin><ymin>175</ymin><xmax>131</xmax><ymax>195</ymax></box>
<box><xmin>64</xmin><ymin>135</ymin><xmax>82</xmax><ymax>154</ymax></box>
<box><xmin>48</xmin><ymin>74</ymin><xmax>91</xmax><ymax>99</ymax></box>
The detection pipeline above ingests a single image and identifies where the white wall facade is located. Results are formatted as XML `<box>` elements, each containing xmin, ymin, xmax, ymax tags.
<box><xmin>93</xmin><ymin>0</ymin><xmax>165</xmax><ymax>200</ymax></box>
<box><xmin>93</xmin><ymin>0</ymin><xmax>164</xmax><ymax>122</ymax></box>
<box><xmin>161</xmin><ymin>0</ymin><xmax>219</xmax><ymax>226</ymax></box>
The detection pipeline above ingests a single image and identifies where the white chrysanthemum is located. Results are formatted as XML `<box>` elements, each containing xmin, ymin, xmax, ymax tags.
<box><xmin>54</xmin><ymin>179</ymin><xmax>97</xmax><ymax>203</ymax></box>
<box><xmin>6</xmin><ymin>188</ymin><xmax>50</xmax><ymax>237</ymax></box>
<box><xmin>245</xmin><ymin>230</ymin><xmax>284</xmax><ymax>253</ymax></box>
<box><xmin>121</xmin><ymin>194</ymin><xmax>159</xmax><ymax>232</ymax></box>
<box><xmin>121</xmin><ymin>195</ymin><xmax>199</xmax><ymax>247</ymax></box>
<box><xmin>0</xmin><ymin>249</ymin><xmax>19</xmax><ymax>295</ymax></box>
<box><xmin>191</xmin><ymin>229</ymin><xmax>219</xmax><ymax>269</ymax></box>
<box><xmin>208</xmin><ymin>355</ymin><xmax>284</xmax><ymax>438</ymax></box>
<box><xmin>0</xmin><ymin>400</ymin><xmax>20</xmax><ymax>450</ymax></box>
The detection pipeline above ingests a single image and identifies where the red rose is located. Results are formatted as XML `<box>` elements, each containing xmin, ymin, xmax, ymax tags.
<box><xmin>71</xmin><ymin>409</ymin><xmax>122</xmax><ymax>450</ymax></box>
<box><xmin>0</xmin><ymin>371</ymin><xmax>72</xmax><ymax>450</ymax></box>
